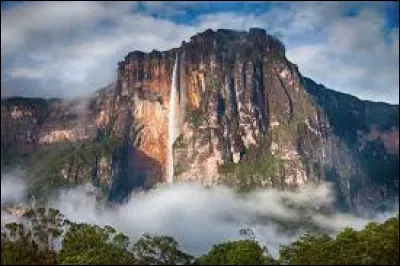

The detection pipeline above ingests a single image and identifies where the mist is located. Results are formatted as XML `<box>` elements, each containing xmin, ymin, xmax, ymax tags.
<box><xmin>47</xmin><ymin>182</ymin><xmax>396</xmax><ymax>257</ymax></box>
<box><xmin>0</xmin><ymin>170</ymin><xmax>397</xmax><ymax>258</ymax></box>
<box><xmin>1</xmin><ymin>170</ymin><xmax>26</xmax><ymax>204</ymax></box>
<box><xmin>1</xmin><ymin>170</ymin><xmax>28</xmax><ymax>226</ymax></box>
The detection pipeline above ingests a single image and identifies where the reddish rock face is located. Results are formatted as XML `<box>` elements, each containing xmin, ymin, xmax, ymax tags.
<box><xmin>358</xmin><ymin>125</ymin><xmax>399</xmax><ymax>155</ymax></box>
<box><xmin>109</xmin><ymin>29</ymin><xmax>291</xmax><ymax>183</ymax></box>
<box><xmin>1</xmin><ymin>28</ymin><xmax>398</xmax><ymax>212</ymax></box>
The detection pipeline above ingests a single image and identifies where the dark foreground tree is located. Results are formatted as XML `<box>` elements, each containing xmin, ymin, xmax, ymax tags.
<box><xmin>279</xmin><ymin>216</ymin><xmax>399</xmax><ymax>265</ymax></box>
<box><xmin>131</xmin><ymin>233</ymin><xmax>194</xmax><ymax>265</ymax></box>
<box><xmin>1</xmin><ymin>230</ymin><xmax>56</xmax><ymax>265</ymax></box>
<box><xmin>59</xmin><ymin>223</ymin><xmax>133</xmax><ymax>265</ymax></box>
<box><xmin>1</xmin><ymin>207</ymin><xmax>67</xmax><ymax>265</ymax></box>
<box><xmin>279</xmin><ymin>232</ymin><xmax>335</xmax><ymax>265</ymax></box>
<box><xmin>1</xmin><ymin>206</ymin><xmax>398</xmax><ymax>266</ymax></box>
<box><xmin>197</xmin><ymin>239</ymin><xmax>276</xmax><ymax>265</ymax></box>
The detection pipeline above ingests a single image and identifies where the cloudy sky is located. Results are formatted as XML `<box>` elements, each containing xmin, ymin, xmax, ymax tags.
<box><xmin>1</xmin><ymin>1</ymin><xmax>399</xmax><ymax>103</ymax></box>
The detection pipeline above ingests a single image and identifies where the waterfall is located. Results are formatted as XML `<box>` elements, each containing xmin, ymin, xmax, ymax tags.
<box><xmin>167</xmin><ymin>55</ymin><xmax>179</xmax><ymax>184</ymax></box>
<box><xmin>179</xmin><ymin>54</ymin><xmax>186</xmax><ymax>130</ymax></box>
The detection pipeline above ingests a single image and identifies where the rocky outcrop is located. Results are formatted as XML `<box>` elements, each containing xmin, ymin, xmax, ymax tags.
<box><xmin>1</xmin><ymin>28</ymin><xmax>398</xmax><ymax>213</ymax></box>
<box><xmin>1</xmin><ymin>97</ymin><xmax>52</xmax><ymax>157</ymax></box>
<box><xmin>1</xmin><ymin>97</ymin><xmax>97</xmax><ymax>156</ymax></box>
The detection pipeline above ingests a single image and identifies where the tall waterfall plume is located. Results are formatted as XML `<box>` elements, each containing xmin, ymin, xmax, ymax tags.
<box><xmin>179</xmin><ymin>54</ymin><xmax>186</xmax><ymax>129</ymax></box>
<box><xmin>167</xmin><ymin>55</ymin><xmax>179</xmax><ymax>184</ymax></box>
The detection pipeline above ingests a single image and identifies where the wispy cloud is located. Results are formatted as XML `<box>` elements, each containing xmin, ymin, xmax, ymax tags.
<box><xmin>287</xmin><ymin>5</ymin><xmax>399</xmax><ymax>103</ymax></box>
<box><xmin>0</xmin><ymin>171</ymin><xmax>396</xmax><ymax>258</ymax></box>
<box><xmin>49</xmin><ymin>183</ymin><xmax>396</xmax><ymax>257</ymax></box>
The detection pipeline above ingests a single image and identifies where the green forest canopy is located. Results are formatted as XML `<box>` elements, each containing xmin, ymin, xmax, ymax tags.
<box><xmin>1</xmin><ymin>207</ymin><xmax>398</xmax><ymax>265</ymax></box>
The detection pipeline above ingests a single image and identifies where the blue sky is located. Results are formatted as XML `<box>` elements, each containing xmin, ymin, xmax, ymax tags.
<box><xmin>1</xmin><ymin>1</ymin><xmax>399</xmax><ymax>103</ymax></box>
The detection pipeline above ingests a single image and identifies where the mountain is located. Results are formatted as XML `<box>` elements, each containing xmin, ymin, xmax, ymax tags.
<box><xmin>1</xmin><ymin>28</ymin><xmax>398</xmax><ymax>213</ymax></box>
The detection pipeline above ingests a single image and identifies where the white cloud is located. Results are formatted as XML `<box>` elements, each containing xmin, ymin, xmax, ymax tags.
<box><xmin>1</xmin><ymin>4</ymin><xmax>198</xmax><ymax>98</ymax></box>
<box><xmin>287</xmin><ymin>6</ymin><xmax>399</xmax><ymax>104</ymax></box>
<box><xmin>49</xmin><ymin>182</ymin><xmax>395</xmax><ymax>257</ymax></box>
<box><xmin>1</xmin><ymin>1</ymin><xmax>137</xmax><ymax>53</ymax></box>
<box><xmin>6</xmin><ymin>67</ymin><xmax>44</xmax><ymax>79</ymax></box>
<box><xmin>194</xmin><ymin>12</ymin><xmax>254</xmax><ymax>31</ymax></box>
<box><xmin>0</xmin><ymin>170</ymin><xmax>396</xmax><ymax>257</ymax></box>
<box><xmin>1</xmin><ymin>1</ymin><xmax>398</xmax><ymax>103</ymax></box>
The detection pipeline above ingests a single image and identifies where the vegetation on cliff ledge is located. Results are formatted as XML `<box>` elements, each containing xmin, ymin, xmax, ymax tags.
<box><xmin>187</xmin><ymin>108</ymin><xmax>205</xmax><ymax>128</ymax></box>
<box><xmin>23</xmin><ymin>136</ymin><xmax>123</xmax><ymax>201</ymax></box>
<box><xmin>218</xmin><ymin>154</ymin><xmax>283</xmax><ymax>191</ymax></box>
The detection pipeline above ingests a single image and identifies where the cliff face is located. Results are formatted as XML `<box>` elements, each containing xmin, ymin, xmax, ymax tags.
<box><xmin>303</xmin><ymin>78</ymin><xmax>399</xmax><ymax>212</ymax></box>
<box><xmin>1</xmin><ymin>97</ymin><xmax>96</xmax><ymax>154</ymax></box>
<box><xmin>1</xmin><ymin>28</ymin><xmax>398</xmax><ymax>212</ymax></box>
